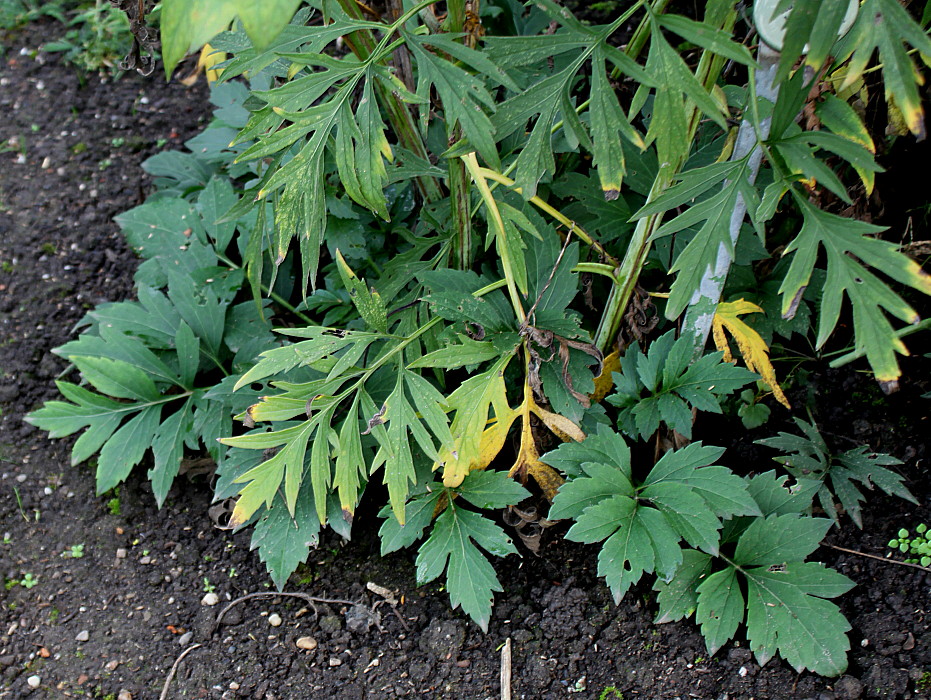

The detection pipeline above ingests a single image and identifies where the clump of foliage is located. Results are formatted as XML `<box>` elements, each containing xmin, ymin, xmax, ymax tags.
<box><xmin>0</xmin><ymin>0</ymin><xmax>134</xmax><ymax>71</ymax></box>
<box><xmin>888</xmin><ymin>524</ymin><xmax>931</xmax><ymax>568</ymax></box>
<box><xmin>27</xmin><ymin>0</ymin><xmax>930</xmax><ymax>677</ymax></box>
<box><xmin>757</xmin><ymin>417</ymin><xmax>915</xmax><ymax>527</ymax></box>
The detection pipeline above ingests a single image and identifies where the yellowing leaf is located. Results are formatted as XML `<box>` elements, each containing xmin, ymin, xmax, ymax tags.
<box><xmin>508</xmin><ymin>413</ymin><xmax>564</xmax><ymax>500</ymax></box>
<box><xmin>530</xmin><ymin>401</ymin><xmax>586</xmax><ymax>443</ymax></box>
<box><xmin>179</xmin><ymin>43</ymin><xmax>227</xmax><ymax>86</ymax></box>
<box><xmin>590</xmin><ymin>349</ymin><xmax>621</xmax><ymax>403</ymax></box>
<box><xmin>712</xmin><ymin>300</ymin><xmax>791</xmax><ymax>409</ymax></box>
<box><xmin>511</xmin><ymin>390</ymin><xmax>581</xmax><ymax>499</ymax></box>
<box><xmin>437</xmin><ymin>356</ymin><xmax>516</xmax><ymax>487</ymax></box>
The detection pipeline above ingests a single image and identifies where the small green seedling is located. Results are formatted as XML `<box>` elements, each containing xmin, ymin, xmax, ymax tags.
<box><xmin>107</xmin><ymin>497</ymin><xmax>121</xmax><ymax>515</ymax></box>
<box><xmin>20</xmin><ymin>573</ymin><xmax>37</xmax><ymax>589</ymax></box>
<box><xmin>64</xmin><ymin>544</ymin><xmax>84</xmax><ymax>558</ymax></box>
<box><xmin>203</xmin><ymin>577</ymin><xmax>215</xmax><ymax>593</ymax></box>
<box><xmin>888</xmin><ymin>524</ymin><xmax>931</xmax><ymax>567</ymax></box>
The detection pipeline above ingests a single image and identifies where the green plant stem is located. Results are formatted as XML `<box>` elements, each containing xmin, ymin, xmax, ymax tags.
<box><xmin>462</xmin><ymin>153</ymin><xmax>526</xmax><ymax>323</ymax></box>
<box><xmin>593</xmin><ymin>2</ymin><xmax>736</xmax><ymax>353</ymax></box>
<box><xmin>214</xmin><ymin>251</ymin><xmax>314</xmax><ymax>325</ymax></box>
<box><xmin>475</xmin><ymin>167</ymin><xmax>619</xmax><ymax>267</ymax></box>
<box><xmin>442</xmin><ymin>0</ymin><xmax>473</xmax><ymax>270</ymax></box>
<box><xmin>573</xmin><ymin>262</ymin><xmax>617</xmax><ymax>280</ymax></box>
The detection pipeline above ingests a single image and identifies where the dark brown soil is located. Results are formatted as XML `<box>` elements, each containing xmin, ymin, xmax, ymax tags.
<box><xmin>1</xmin><ymin>24</ymin><xmax>930</xmax><ymax>700</ymax></box>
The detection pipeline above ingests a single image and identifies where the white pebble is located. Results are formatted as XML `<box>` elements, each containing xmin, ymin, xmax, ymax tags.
<box><xmin>738</xmin><ymin>666</ymin><xmax>748</xmax><ymax>677</ymax></box>
<box><xmin>117</xmin><ymin>691</ymin><xmax>132</xmax><ymax>700</ymax></box>
<box><xmin>27</xmin><ymin>675</ymin><xmax>40</xmax><ymax>689</ymax></box>
<box><xmin>15</xmin><ymin>474</ymin><xmax>26</xmax><ymax>483</ymax></box>
<box><xmin>75</xmin><ymin>630</ymin><xmax>89</xmax><ymax>642</ymax></box>
<box><xmin>201</xmin><ymin>592</ymin><xmax>219</xmax><ymax>606</ymax></box>
<box><xmin>296</xmin><ymin>636</ymin><xmax>317</xmax><ymax>650</ymax></box>
<box><xmin>268</xmin><ymin>613</ymin><xmax>282</xmax><ymax>627</ymax></box>
<box><xmin>328</xmin><ymin>657</ymin><xmax>342</xmax><ymax>667</ymax></box>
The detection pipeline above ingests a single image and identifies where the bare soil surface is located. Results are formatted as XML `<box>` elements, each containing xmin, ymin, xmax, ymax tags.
<box><xmin>1</xmin><ymin>25</ymin><xmax>930</xmax><ymax>700</ymax></box>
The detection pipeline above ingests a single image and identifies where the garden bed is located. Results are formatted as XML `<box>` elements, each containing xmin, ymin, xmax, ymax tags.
<box><xmin>0</xmin><ymin>26</ymin><xmax>930</xmax><ymax>700</ymax></box>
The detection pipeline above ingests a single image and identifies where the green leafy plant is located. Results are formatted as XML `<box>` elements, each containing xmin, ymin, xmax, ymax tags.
<box><xmin>756</xmin><ymin>418</ymin><xmax>916</xmax><ymax>527</ymax></box>
<box><xmin>608</xmin><ymin>330</ymin><xmax>758</xmax><ymax>440</ymax></box>
<box><xmin>26</xmin><ymin>0</ymin><xmax>931</xmax><ymax>679</ymax></box>
<box><xmin>42</xmin><ymin>0</ymin><xmax>133</xmax><ymax>72</ymax></box>
<box><xmin>737</xmin><ymin>386</ymin><xmax>772</xmax><ymax>430</ymax></box>
<box><xmin>19</xmin><ymin>573</ymin><xmax>38</xmax><ymax>589</ymax></box>
<box><xmin>63</xmin><ymin>543</ymin><xmax>84</xmax><ymax>558</ymax></box>
<box><xmin>888</xmin><ymin>524</ymin><xmax>931</xmax><ymax>568</ymax></box>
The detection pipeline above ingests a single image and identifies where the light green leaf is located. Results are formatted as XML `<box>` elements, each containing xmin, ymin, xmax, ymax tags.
<box><xmin>779</xmin><ymin>198</ymin><xmax>931</xmax><ymax>383</ymax></box>
<box><xmin>150</xmin><ymin>397</ymin><xmax>195</xmax><ymax>506</ymax></box>
<box><xmin>161</xmin><ymin>0</ymin><xmax>303</xmax><ymax>76</ymax></box>
<box><xmin>744</xmin><ymin>564</ymin><xmax>853</xmax><ymax>675</ymax></box>
<box><xmin>733</xmin><ymin>514</ymin><xmax>831</xmax><ymax>568</ymax></box>
<box><xmin>695</xmin><ymin>567</ymin><xmax>744</xmax><ymax>655</ymax></box>
<box><xmin>251</xmin><ymin>487</ymin><xmax>322</xmax><ymax>590</ymax></box>
<box><xmin>72</xmin><ymin>356</ymin><xmax>161</xmax><ymax>402</ymax></box>
<box><xmin>457</xmin><ymin>470</ymin><xmax>530</xmax><ymax>510</ymax></box>
<box><xmin>96</xmin><ymin>405</ymin><xmax>161</xmax><ymax>494</ymax></box>
<box><xmin>415</xmin><ymin>504</ymin><xmax>517</xmax><ymax>631</ymax></box>
<box><xmin>378</xmin><ymin>489</ymin><xmax>443</xmax><ymax>555</ymax></box>
<box><xmin>653</xmin><ymin>549</ymin><xmax>712</xmax><ymax>624</ymax></box>
<box><xmin>408</xmin><ymin>335</ymin><xmax>503</xmax><ymax>369</ymax></box>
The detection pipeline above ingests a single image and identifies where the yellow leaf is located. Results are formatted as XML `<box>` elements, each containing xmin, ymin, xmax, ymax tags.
<box><xmin>179</xmin><ymin>43</ymin><xmax>226</xmax><ymax>86</ymax></box>
<box><xmin>590</xmin><ymin>349</ymin><xmax>620</xmax><ymax>403</ymax></box>
<box><xmin>437</xmin><ymin>356</ymin><xmax>516</xmax><ymax>487</ymax></box>
<box><xmin>509</xmin><ymin>402</ymin><xmax>564</xmax><ymax>500</ymax></box>
<box><xmin>712</xmin><ymin>300</ymin><xmax>791</xmax><ymax>409</ymax></box>
<box><xmin>529</xmin><ymin>401</ymin><xmax>586</xmax><ymax>442</ymax></box>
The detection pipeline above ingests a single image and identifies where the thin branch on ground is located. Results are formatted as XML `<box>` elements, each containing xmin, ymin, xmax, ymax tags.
<box><xmin>825</xmin><ymin>544</ymin><xmax>931</xmax><ymax>573</ymax></box>
<box><xmin>159</xmin><ymin>643</ymin><xmax>202</xmax><ymax>700</ymax></box>
<box><xmin>211</xmin><ymin>591</ymin><xmax>362</xmax><ymax>634</ymax></box>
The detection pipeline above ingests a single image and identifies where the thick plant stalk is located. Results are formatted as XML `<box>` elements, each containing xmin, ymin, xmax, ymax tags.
<box><xmin>593</xmin><ymin>5</ymin><xmax>736</xmax><ymax>353</ymax></box>
<box><xmin>680</xmin><ymin>43</ymin><xmax>781</xmax><ymax>359</ymax></box>
<box><xmin>443</xmin><ymin>0</ymin><xmax>474</xmax><ymax>270</ymax></box>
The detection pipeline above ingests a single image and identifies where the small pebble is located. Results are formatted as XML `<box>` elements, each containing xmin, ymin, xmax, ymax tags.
<box><xmin>178</xmin><ymin>631</ymin><xmax>193</xmax><ymax>646</ymax></box>
<box><xmin>115</xmin><ymin>549</ymin><xmax>127</xmax><ymax>559</ymax></box>
<box><xmin>15</xmin><ymin>474</ymin><xmax>26</xmax><ymax>483</ymax></box>
<box><xmin>296</xmin><ymin>636</ymin><xmax>317</xmax><ymax>651</ymax></box>
<box><xmin>105</xmin><ymin>660</ymin><xmax>120</xmax><ymax>671</ymax></box>
<box><xmin>268</xmin><ymin>613</ymin><xmax>282</xmax><ymax>627</ymax></box>
<box><xmin>75</xmin><ymin>630</ymin><xmax>89</xmax><ymax>642</ymax></box>
<box><xmin>117</xmin><ymin>691</ymin><xmax>132</xmax><ymax>700</ymax></box>
<box><xmin>139</xmin><ymin>556</ymin><xmax>151</xmax><ymax>565</ymax></box>
<box><xmin>201</xmin><ymin>592</ymin><xmax>219</xmax><ymax>606</ymax></box>
<box><xmin>229</xmin><ymin>682</ymin><xmax>240</xmax><ymax>690</ymax></box>
<box><xmin>27</xmin><ymin>675</ymin><xmax>40</xmax><ymax>689</ymax></box>
<box><xmin>328</xmin><ymin>657</ymin><xmax>342</xmax><ymax>667</ymax></box>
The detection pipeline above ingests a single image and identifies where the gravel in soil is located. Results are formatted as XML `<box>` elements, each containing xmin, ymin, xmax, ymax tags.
<box><xmin>1</xmin><ymin>25</ymin><xmax>930</xmax><ymax>700</ymax></box>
